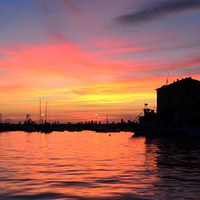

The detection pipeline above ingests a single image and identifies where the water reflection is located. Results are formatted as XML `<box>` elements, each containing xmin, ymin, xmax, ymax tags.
<box><xmin>146</xmin><ymin>136</ymin><xmax>200</xmax><ymax>199</ymax></box>
<box><xmin>0</xmin><ymin>131</ymin><xmax>199</xmax><ymax>199</ymax></box>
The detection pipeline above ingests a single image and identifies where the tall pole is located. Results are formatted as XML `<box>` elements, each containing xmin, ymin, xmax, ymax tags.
<box><xmin>107</xmin><ymin>114</ymin><xmax>108</xmax><ymax>124</ymax></box>
<box><xmin>39</xmin><ymin>99</ymin><xmax>41</xmax><ymax>124</ymax></box>
<box><xmin>45</xmin><ymin>101</ymin><xmax>47</xmax><ymax>123</ymax></box>
<box><xmin>0</xmin><ymin>113</ymin><xmax>2</xmax><ymax>123</ymax></box>
<box><xmin>95</xmin><ymin>114</ymin><xmax>98</xmax><ymax>124</ymax></box>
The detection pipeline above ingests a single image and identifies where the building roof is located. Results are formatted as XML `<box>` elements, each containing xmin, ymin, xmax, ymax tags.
<box><xmin>156</xmin><ymin>77</ymin><xmax>200</xmax><ymax>91</ymax></box>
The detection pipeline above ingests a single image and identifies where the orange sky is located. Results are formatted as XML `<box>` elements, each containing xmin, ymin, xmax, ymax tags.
<box><xmin>0</xmin><ymin>0</ymin><xmax>199</xmax><ymax>123</ymax></box>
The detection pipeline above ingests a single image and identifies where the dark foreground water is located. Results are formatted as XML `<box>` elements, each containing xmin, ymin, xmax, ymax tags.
<box><xmin>0</xmin><ymin>131</ymin><xmax>199</xmax><ymax>200</ymax></box>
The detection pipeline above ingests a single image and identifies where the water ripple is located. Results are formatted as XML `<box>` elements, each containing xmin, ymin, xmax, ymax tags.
<box><xmin>0</xmin><ymin>131</ymin><xmax>200</xmax><ymax>199</ymax></box>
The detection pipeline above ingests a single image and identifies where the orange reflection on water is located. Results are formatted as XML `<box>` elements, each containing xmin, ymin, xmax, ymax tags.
<box><xmin>0</xmin><ymin>131</ymin><xmax>159</xmax><ymax>198</ymax></box>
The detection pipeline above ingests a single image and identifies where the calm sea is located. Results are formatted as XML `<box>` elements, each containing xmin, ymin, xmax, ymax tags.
<box><xmin>0</xmin><ymin>131</ymin><xmax>199</xmax><ymax>200</ymax></box>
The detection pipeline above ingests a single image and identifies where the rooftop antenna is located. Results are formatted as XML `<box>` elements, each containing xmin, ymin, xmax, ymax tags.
<box><xmin>188</xmin><ymin>70</ymin><xmax>191</xmax><ymax>78</ymax></box>
<box><xmin>26</xmin><ymin>114</ymin><xmax>30</xmax><ymax>120</ymax></box>
<box><xmin>166</xmin><ymin>72</ymin><xmax>169</xmax><ymax>85</ymax></box>
<box><xmin>185</xmin><ymin>69</ymin><xmax>191</xmax><ymax>78</ymax></box>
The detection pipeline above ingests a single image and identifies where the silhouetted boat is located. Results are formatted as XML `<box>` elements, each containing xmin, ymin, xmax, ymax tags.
<box><xmin>132</xmin><ymin>123</ymin><xmax>186</xmax><ymax>136</ymax></box>
<box><xmin>67</xmin><ymin>127</ymin><xmax>83</xmax><ymax>132</ymax></box>
<box><xmin>133</xmin><ymin>123</ymin><xmax>200</xmax><ymax>137</ymax></box>
<box><xmin>185</xmin><ymin>125</ymin><xmax>200</xmax><ymax>137</ymax></box>
<box><xmin>95</xmin><ymin>126</ymin><xmax>121</xmax><ymax>133</ymax></box>
<box><xmin>22</xmin><ymin>114</ymin><xmax>36</xmax><ymax>132</ymax></box>
<box><xmin>39</xmin><ymin>123</ymin><xmax>53</xmax><ymax>133</ymax></box>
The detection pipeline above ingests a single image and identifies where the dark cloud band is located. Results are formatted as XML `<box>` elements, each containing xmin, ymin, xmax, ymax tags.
<box><xmin>116</xmin><ymin>0</ymin><xmax>200</xmax><ymax>25</ymax></box>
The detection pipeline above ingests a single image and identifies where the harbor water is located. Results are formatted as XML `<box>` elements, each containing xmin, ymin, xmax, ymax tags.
<box><xmin>0</xmin><ymin>131</ymin><xmax>199</xmax><ymax>199</ymax></box>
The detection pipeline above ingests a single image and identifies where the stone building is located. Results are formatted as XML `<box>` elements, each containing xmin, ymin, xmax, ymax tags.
<box><xmin>156</xmin><ymin>77</ymin><xmax>200</xmax><ymax>126</ymax></box>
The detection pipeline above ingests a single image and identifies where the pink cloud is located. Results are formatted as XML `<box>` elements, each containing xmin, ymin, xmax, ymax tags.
<box><xmin>168</xmin><ymin>56</ymin><xmax>200</xmax><ymax>71</ymax></box>
<box><xmin>60</xmin><ymin>0</ymin><xmax>89</xmax><ymax>22</ymax></box>
<box><xmin>1</xmin><ymin>39</ymin><xmax>199</xmax><ymax>95</ymax></box>
<box><xmin>1</xmin><ymin>40</ymin><xmax>140</xmax><ymax>87</ymax></box>
<box><xmin>0</xmin><ymin>48</ymin><xmax>19</xmax><ymax>56</ymax></box>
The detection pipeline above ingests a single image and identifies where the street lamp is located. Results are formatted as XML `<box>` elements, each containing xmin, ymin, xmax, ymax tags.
<box><xmin>95</xmin><ymin>114</ymin><xmax>98</xmax><ymax>124</ymax></box>
<box><xmin>41</xmin><ymin>113</ymin><xmax>44</xmax><ymax>124</ymax></box>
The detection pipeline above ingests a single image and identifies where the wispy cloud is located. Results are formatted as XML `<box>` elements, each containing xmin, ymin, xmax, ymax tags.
<box><xmin>0</xmin><ymin>70</ymin><xmax>9</xmax><ymax>75</ymax></box>
<box><xmin>34</xmin><ymin>0</ymin><xmax>65</xmax><ymax>42</ymax></box>
<box><xmin>34</xmin><ymin>0</ymin><xmax>90</xmax><ymax>42</ymax></box>
<box><xmin>119</xmin><ymin>56</ymin><xmax>200</xmax><ymax>77</ymax></box>
<box><xmin>60</xmin><ymin>0</ymin><xmax>88</xmax><ymax>21</ymax></box>
<box><xmin>116</xmin><ymin>0</ymin><xmax>200</xmax><ymax>25</ymax></box>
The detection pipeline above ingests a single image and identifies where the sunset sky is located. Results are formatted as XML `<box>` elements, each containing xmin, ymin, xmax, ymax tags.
<box><xmin>0</xmin><ymin>0</ymin><xmax>200</xmax><ymax>123</ymax></box>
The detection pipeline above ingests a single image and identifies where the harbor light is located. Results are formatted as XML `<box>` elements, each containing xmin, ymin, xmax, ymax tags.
<box><xmin>95</xmin><ymin>114</ymin><xmax>98</xmax><ymax>124</ymax></box>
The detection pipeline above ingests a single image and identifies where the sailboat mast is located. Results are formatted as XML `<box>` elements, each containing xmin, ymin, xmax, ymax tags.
<box><xmin>45</xmin><ymin>101</ymin><xmax>48</xmax><ymax>123</ymax></box>
<box><xmin>39</xmin><ymin>99</ymin><xmax>41</xmax><ymax>124</ymax></box>
<box><xmin>107</xmin><ymin>114</ymin><xmax>108</xmax><ymax>124</ymax></box>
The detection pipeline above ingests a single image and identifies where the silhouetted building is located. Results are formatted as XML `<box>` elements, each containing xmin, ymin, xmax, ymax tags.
<box><xmin>156</xmin><ymin>77</ymin><xmax>200</xmax><ymax>126</ymax></box>
<box><xmin>139</xmin><ymin>108</ymin><xmax>157</xmax><ymax>125</ymax></box>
